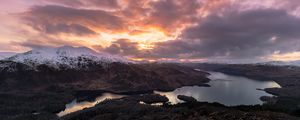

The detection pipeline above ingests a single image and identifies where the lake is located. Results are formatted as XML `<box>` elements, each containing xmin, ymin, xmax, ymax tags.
<box><xmin>155</xmin><ymin>71</ymin><xmax>281</xmax><ymax>106</ymax></box>
<box><xmin>57</xmin><ymin>71</ymin><xmax>281</xmax><ymax>116</ymax></box>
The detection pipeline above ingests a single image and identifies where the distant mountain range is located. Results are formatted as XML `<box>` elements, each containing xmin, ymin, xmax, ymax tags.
<box><xmin>199</xmin><ymin>60</ymin><xmax>300</xmax><ymax>67</ymax></box>
<box><xmin>256</xmin><ymin>60</ymin><xmax>300</xmax><ymax>67</ymax></box>
<box><xmin>1</xmin><ymin>46</ymin><xmax>300</xmax><ymax>71</ymax></box>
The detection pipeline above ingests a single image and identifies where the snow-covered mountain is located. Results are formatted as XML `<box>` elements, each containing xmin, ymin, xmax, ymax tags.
<box><xmin>5</xmin><ymin>46</ymin><xmax>131</xmax><ymax>69</ymax></box>
<box><xmin>0</xmin><ymin>52</ymin><xmax>17</xmax><ymax>60</ymax></box>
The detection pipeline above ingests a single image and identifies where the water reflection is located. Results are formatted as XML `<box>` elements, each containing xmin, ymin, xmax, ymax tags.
<box><xmin>155</xmin><ymin>71</ymin><xmax>281</xmax><ymax>106</ymax></box>
<box><xmin>57</xmin><ymin>93</ymin><xmax>125</xmax><ymax>117</ymax></box>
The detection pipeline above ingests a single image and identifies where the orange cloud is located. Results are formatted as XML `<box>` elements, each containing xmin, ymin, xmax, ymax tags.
<box><xmin>269</xmin><ymin>52</ymin><xmax>300</xmax><ymax>61</ymax></box>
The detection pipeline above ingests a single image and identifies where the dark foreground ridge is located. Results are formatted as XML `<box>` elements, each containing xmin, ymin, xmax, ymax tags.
<box><xmin>62</xmin><ymin>95</ymin><xmax>299</xmax><ymax>120</ymax></box>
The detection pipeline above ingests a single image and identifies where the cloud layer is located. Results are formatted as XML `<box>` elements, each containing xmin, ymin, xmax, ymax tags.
<box><xmin>150</xmin><ymin>8</ymin><xmax>300</xmax><ymax>59</ymax></box>
<box><xmin>2</xmin><ymin>0</ymin><xmax>300</xmax><ymax>61</ymax></box>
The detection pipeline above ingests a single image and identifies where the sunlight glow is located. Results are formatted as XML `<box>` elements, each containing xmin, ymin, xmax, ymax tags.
<box><xmin>100</xmin><ymin>28</ymin><xmax>177</xmax><ymax>50</ymax></box>
<box><xmin>269</xmin><ymin>51</ymin><xmax>300</xmax><ymax>61</ymax></box>
<box><xmin>138</xmin><ymin>43</ymin><xmax>155</xmax><ymax>50</ymax></box>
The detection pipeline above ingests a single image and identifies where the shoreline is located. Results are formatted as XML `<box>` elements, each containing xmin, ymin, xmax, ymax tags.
<box><xmin>73</xmin><ymin>83</ymin><xmax>211</xmax><ymax>102</ymax></box>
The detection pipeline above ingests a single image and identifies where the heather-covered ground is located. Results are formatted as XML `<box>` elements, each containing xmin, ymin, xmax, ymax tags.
<box><xmin>62</xmin><ymin>95</ymin><xmax>299</xmax><ymax>120</ymax></box>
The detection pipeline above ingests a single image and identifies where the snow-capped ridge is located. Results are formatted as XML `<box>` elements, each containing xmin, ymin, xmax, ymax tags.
<box><xmin>6</xmin><ymin>46</ymin><xmax>131</xmax><ymax>69</ymax></box>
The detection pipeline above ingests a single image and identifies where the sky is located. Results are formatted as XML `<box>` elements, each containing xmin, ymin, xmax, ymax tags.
<box><xmin>1</xmin><ymin>0</ymin><xmax>300</xmax><ymax>62</ymax></box>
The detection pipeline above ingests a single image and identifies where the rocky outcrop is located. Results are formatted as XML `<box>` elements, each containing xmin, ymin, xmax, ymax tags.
<box><xmin>177</xmin><ymin>95</ymin><xmax>197</xmax><ymax>103</ymax></box>
<box><xmin>136</xmin><ymin>94</ymin><xmax>169</xmax><ymax>104</ymax></box>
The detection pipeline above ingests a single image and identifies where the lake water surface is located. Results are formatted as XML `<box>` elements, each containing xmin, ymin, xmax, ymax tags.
<box><xmin>57</xmin><ymin>93</ymin><xmax>125</xmax><ymax>117</ymax></box>
<box><xmin>155</xmin><ymin>71</ymin><xmax>281</xmax><ymax>106</ymax></box>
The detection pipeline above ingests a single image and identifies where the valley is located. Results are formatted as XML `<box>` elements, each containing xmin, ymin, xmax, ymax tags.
<box><xmin>0</xmin><ymin>47</ymin><xmax>300</xmax><ymax>120</ymax></box>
